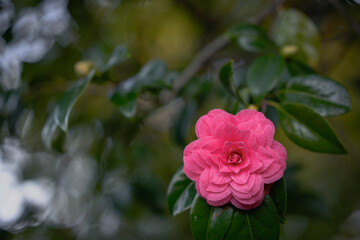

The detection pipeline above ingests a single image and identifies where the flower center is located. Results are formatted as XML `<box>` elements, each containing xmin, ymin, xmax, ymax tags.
<box><xmin>228</xmin><ymin>152</ymin><xmax>242</xmax><ymax>164</ymax></box>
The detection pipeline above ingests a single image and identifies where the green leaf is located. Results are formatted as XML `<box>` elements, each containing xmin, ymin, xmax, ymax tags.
<box><xmin>190</xmin><ymin>195</ymin><xmax>233</xmax><ymax>240</ymax></box>
<box><xmin>137</xmin><ymin>59</ymin><xmax>168</xmax><ymax>88</ymax></box>
<box><xmin>167</xmin><ymin>168</ymin><xmax>197</xmax><ymax>216</ymax></box>
<box><xmin>274</xmin><ymin>102</ymin><xmax>347</xmax><ymax>153</ymax></box>
<box><xmin>41</xmin><ymin>70</ymin><xmax>95</xmax><ymax>148</ymax></box>
<box><xmin>108</xmin><ymin>77</ymin><xmax>139</xmax><ymax>118</ymax></box>
<box><xmin>277</xmin><ymin>75</ymin><xmax>352</xmax><ymax>117</ymax></box>
<box><xmin>219</xmin><ymin>60</ymin><xmax>234</xmax><ymax>93</ymax></box>
<box><xmin>247</xmin><ymin>54</ymin><xmax>285</xmax><ymax>104</ymax></box>
<box><xmin>227</xmin><ymin>24</ymin><xmax>275</xmax><ymax>52</ymax></box>
<box><xmin>272</xmin><ymin>9</ymin><xmax>321</xmax><ymax>65</ymax></box>
<box><xmin>269</xmin><ymin>177</ymin><xmax>287</xmax><ymax>223</ymax></box>
<box><xmin>41</xmin><ymin>112</ymin><xmax>58</xmax><ymax>149</ymax></box>
<box><xmin>286</xmin><ymin>60</ymin><xmax>316</xmax><ymax>77</ymax></box>
<box><xmin>208</xmin><ymin>207</ymin><xmax>234</xmax><ymax>240</ymax></box>
<box><xmin>190</xmin><ymin>195</ymin><xmax>212</xmax><ymax>240</ymax></box>
<box><xmin>54</xmin><ymin>70</ymin><xmax>96</xmax><ymax>131</ymax></box>
<box><xmin>171</xmin><ymin>100</ymin><xmax>197</xmax><ymax>146</ymax></box>
<box><xmin>102</xmin><ymin>45</ymin><xmax>129</xmax><ymax>72</ymax></box>
<box><xmin>224</xmin><ymin>196</ymin><xmax>280</xmax><ymax>240</ymax></box>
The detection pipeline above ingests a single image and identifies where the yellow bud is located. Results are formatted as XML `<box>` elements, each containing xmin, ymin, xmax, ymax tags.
<box><xmin>281</xmin><ymin>45</ymin><xmax>298</xmax><ymax>56</ymax></box>
<box><xmin>248</xmin><ymin>104</ymin><xmax>258</xmax><ymax>111</ymax></box>
<box><xmin>74</xmin><ymin>61</ymin><xmax>95</xmax><ymax>77</ymax></box>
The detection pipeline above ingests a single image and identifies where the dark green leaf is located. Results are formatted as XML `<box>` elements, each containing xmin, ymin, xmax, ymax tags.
<box><xmin>167</xmin><ymin>168</ymin><xmax>197</xmax><ymax>216</ymax></box>
<box><xmin>54</xmin><ymin>70</ymin><xmax>96</xmax><ymax>131</ymax></box>
<box><xmin>108</xmin><ymin>77</ymin><xmax>139</xmax><ymax>118</ymax></box>
<box><xmin>227</xmin><ymin>24</ymin><xmax>275</xmax><ymax>52</ymax></box>
<box><xmin>272</xmin><ymin>9</ymin><xmax>321</xmax><ymax>65</ymax></box>
<box><xmin>269</xmin><ymin>177</ymin><xmax>287</xmax><ymax>223</ymax></box>
<box><xmin>224</xmin><ymin>196</ymin><xmax>280</xmax><ymax>240</ymax></box>
<box><xmin>190</xmin><ymin>195</ymin><xmax>233</xmax><ymax>240</ymax></box>
<box><xmin>41</xmin><ymin>112</ymin><xmax>58</xmax><ymax>149</ymax></box>
<box><xmin>247</xmin><ymin>54</ymin><xmax>285</xmax><ymax>104</ymax></box>
<box><xmin>223</xmin><ymin>207</ymin><xmax>251</xmax><ymax>240</ymax></box>
<box><xmin>286</xmin><ymin>60</ymin><xmax>316</xmax><ymax>77</ymax></box>
<box><xmin>277</xmin><ymin>75</ymin><xmax>352</xmax><ymax>116</ymax></box>
<box><xmin>102</xmin><ymin>45</ymin><xmax>129</xmax><ymax>72</ymax></box>
<box><xmin>137</xmin><ymin>59</ymin><xmax>168</xmax><ymax>87</ymax></box>
<box><xmin>208</xmin><ymin>207</ymin><xmax>233</xmax><ymax>240</ymax></box>
<box><xmin>219</xmin><ymin>60</ymin><xmax>234</xmax><ymax>93</ymax></box>
<box><xmin>190</xmin><ymin>195</ymin><xmax>212</xmax><ymax>240</ymax></box>
<box><xmin>264</xmin><ymin>105</ymin><xmax>279</xmax><ymax>127</ymax></box>
<box><xmin>219</xmin><ymin>60</ymin><xmax>248</xmax><ymax>105</ymax></box>
<box><xmin>41</xmin><ymin>70</ymin><xmax>95</xmax><ymax>148</ymax></box>
<box><xmin>274</xmin><ymin>102</ymin><xmax>347</xmax><ymax>153</ymax></box>
<box><xmin>171</xmin><ymin>100</ymin><xmax>197</xmax><ymax>146</ymax></box>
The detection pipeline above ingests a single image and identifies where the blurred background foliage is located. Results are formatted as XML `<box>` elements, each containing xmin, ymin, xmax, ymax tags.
<box><xmin>0</xmin><ymin>0</ymin><xmax>360</xmax><ymax>239</ymax></box>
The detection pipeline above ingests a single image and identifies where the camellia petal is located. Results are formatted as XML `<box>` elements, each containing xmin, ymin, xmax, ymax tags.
<box><xmin>183</xmin><ymin>109</ymin><xmax>286</xmax><ymax>210</ymax></box>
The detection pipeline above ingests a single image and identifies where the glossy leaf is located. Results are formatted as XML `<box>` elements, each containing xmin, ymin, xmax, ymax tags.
<box><xmin>272</xmin><ymin>9</ymin><xmax>321</xmax><ymax>65</ymax></box>
<box><xmin>190</xmin><ymin>195</ymin><xmax>212</xmax><ymax>240</ymax></box>
<box><xmin>102</xmin><ymin>45</ymin><xmax>129</xmax><ymax>72</ymax></box>
<box><xmin>227</xmin><ymin>23</ymin><xmax>275</xmax><ymax>52</ymax></box>
<box><xmin>208</xmin><ymin>207</ymin><xmax>234</xmax><ymax>240</ymax></box>
<box><xmin>190</xmin><ymin>195</ymin><xmax>233</xmax><ymax>240</ymax></box>
<box><xmin>41</xmin><ymin>70</ymin><xmax>95</xmax><ymax>148</ymax></box>
<box><xmin>286</xmin><ymin>60</ymin><xmax>315</xmax><ymax>77</ymax></box>
<box><xmin>224</xmin><ymin>196</ymin><xmax>280</xmax><ymax>240</ymax></box>
<box><xmin>108</xmin><ymin>77</ymin><xmax>139</xmax><ymax>118</ymax></box>
<box><xmin>269</xmin><ymin>177</ymin><xmax>287</xmax><ymax>223</ymax></box>
<box><xmin>219</xmin><ymin>60</ymin><xmax>234</xmax><ymax>93</ymax></box>
<box><xmin>137</xmin><ymin>59</ymin><xmax>168</xmax><ymax>88</ymax></box>
<box><xmin>275</xmin><ymin>102</ymin><xmax>347</xmax><ymax>153</ymax></box>
<box><xmin>277</xmin><ymin>75</ymin><xmax>352</xmax><ymax>117</ymax></box>
<box><xmin>167</xmin><ymin>168</ymin><xmax>197</xmax><ymax>216</ymax></box>
<box><xmin>41</xmin><ymin>112</ymin><xmax>58</xmax><ymax>149</ymax></box>
<box><xmin>247</xmin><ymin>54</ymin><xmax>285</xmax><ymax>104</ymax></box>
<box><xmin>171</xmin><ymin>100</ymin><xmax>197</xmax><ymax>146</ymax></box>
<box><xmin>54</xmin><ymin>70</ymin><xmax>96</xmax><ymax>131</ymax></box>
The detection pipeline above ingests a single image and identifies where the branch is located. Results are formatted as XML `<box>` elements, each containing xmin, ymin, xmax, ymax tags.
<box><xmin>173</xmin><ymin>0</ymin><xmax>284</xmax><ymax>93</ymax></box>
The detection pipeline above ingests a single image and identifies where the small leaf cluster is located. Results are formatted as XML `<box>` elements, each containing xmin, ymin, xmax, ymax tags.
<box><xmin>223</xmin><ymin>8</ymin><xmax>351</xmax><ymax>154</ymax></box>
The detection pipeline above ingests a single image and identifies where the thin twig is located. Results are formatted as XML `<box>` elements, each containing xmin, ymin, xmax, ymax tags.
<box><xmin>172</xmin><ymin>0</ymin><xmax>284</xmax><ymax>93</ymax></box>
<box><xmin>173</xmin><ymin>35</ymin><xmax>229</xmax><ymax>92</ymax></box>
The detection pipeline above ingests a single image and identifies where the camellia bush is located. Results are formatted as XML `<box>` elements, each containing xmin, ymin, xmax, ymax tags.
<box><xmin>0</xmin><ymin>0</ymin><xmax>357</xmax><ymax>240</ymax></box>
<box><xmin>166</xmin><ymin>7</ymin><xmax>352</xmax><ymax>240</ymax></box>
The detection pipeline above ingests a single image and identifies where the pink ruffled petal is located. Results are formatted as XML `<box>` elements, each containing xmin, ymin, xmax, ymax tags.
<box><xmin>219</xmin><ymin>164</ymin><xmax>233</xmax><ymax>173</ymax></box>
<box><xmin>230</xmin><ymin>170</ymin><xmax>250</xmax><ymax>185</ymax></box>
<box><xmin>269</xmin><ymin>141</ymin><xmax>287</xmax><ymax>166</ymax></box>
<box><xmin>236</xmin><ymin>109</ymin><xmax>267</xmax><ymax>122</ymax></box>
<box><xmin>207</xmin><ymin>193</ymin><xmax>232</xmax><ymax>207</ymax></box>
<box><xmin>184</xmin><ymin>164</ymin><xmax>202</xmax><ymax>180</ymax></box>
<box><xmin>262</xmin><ymin>165</ymin><xmax>283</xmax><ymax>184</ymax></box>
<box><xmin>232</xmin><ymin>184</ymin><xmax>264</xmax><ymax>205</ymax></box>
<box><xmin>249</xmin><ymin>158</ymin><xmax>263</xmax><ymax>172</ymax></box>
<box><xmin>197</xmin><ymin>169</ymin><xmax>210</xmax><ymax>196</ymax></box>
<box><xmin>206</xmin><ymin>182</ymin><xmax>228</xmax><ymax>193</ymax></box>
<box><xmin>230</xmin><ymin>191</ymin><xmax>264</xmax><ymax>210</ymax></box>
<box><xmin>210</xmin><ymin>171</ymin><xmax>231</xmax><ymax>185</ymax></box>
<box><xmin>264</xmin><ymin>121</ymin><xmax>275</xmax><ymax>147</ymax></box>
<box><xmin>210</xmin><ymin>112</ymin><xmax>239</xmax><ymax>135</ymax></box>
<box><xmin>195</xmin><ymin>115</ymin><xmax>212</xmax><ymax>138</ymax></box>
<box><xmin>208</xmin><ymin>109</ymin><xmax>228</xmax><ymax>118</ymax></box>
<box><xmin>214</xmin><ymin>122</ymin><xmax>244</xmax><ymax>142</ymax></box>
<box><xmin>206</xmin><ymin>188</ymin><xmax>231</xmax><ymax>202</ymax></box>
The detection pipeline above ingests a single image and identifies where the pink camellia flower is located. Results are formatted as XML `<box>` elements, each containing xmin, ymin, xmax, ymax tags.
<box><xmin>183</xmin><ymin>109</ymin><xmax>286</xmax><ymax>210</ymax></box>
